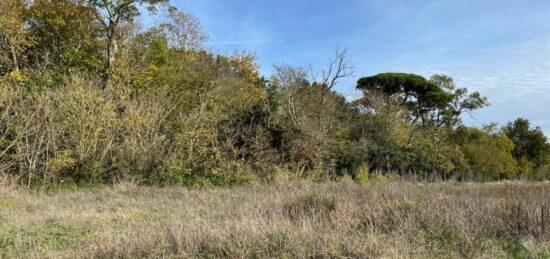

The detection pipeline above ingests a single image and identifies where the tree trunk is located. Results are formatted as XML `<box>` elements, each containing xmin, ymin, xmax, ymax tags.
<box><xmin>107</xmin><ymin>33</ymin><xmax>118</xmax><ymax>71</ymax></box>
<box><xmin>10</xmin><ymin>44</ymin><xmax>19</xmax><ymax>71</ymax></box>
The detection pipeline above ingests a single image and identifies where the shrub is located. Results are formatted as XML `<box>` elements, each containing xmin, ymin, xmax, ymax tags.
<box><xmin>353</xmin><ymin>163</ymin><xmax>370</xmax><ymax>185</ymax></box>
<box><xmin>337</xmin><ymin>174</ymin><xmax>355</xmax><ymax>185</ymax></box>
<box><xmin>283</xmin><ymin>193</ymin><xmax>336</xmax><ymax>221</ymax></box>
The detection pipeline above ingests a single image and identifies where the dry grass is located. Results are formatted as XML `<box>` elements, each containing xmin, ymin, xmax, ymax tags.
<box><xmin>1</xmin><ymin>180</ymin><xmax>550</xmax><ymax>258</ymax></box>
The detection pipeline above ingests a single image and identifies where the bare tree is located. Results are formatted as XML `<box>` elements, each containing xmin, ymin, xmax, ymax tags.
<box><xmin>271</xmin><ymin>47</ymin><xmax>354</xmax><ymax>177</ymax></box>
<box><xmin>315</xmin><ymin>47</ymin><xmax>354</xmax><ymax>128</ymax></box>
<box><xmin>320</xmin><ymin>47</ymin><xmax>354</xmax><ymax>93</ymax></box>
<box><xmin>160</xmin><ymin>7</ymin><xmax>207</xmax><ymax>50</ymax></box>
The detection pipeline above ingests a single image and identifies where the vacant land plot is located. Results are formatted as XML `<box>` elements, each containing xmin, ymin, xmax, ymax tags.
<box><xmin>1</xmin><ymin>180</ymin><xmax>550</xmax><ymax>258</ymax></box>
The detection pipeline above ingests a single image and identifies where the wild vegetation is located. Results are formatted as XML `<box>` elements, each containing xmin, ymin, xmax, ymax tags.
<box><xmin>2</xmin><ymin>1</ymin><xmax>550</xmax><ymax>258</ymax></box>
<box><xmin>1</xmin><ymin>0</ymin><xmax>550</xmax><ymax>188</ymax></box>
<box><xmin>1</xmin><ymin>179</ymin><xmax>550</xmax><ymax>258</ymax></box>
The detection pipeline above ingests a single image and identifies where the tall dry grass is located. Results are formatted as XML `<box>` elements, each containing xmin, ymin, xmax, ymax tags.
<box><xmin>1</xmin><ymin>180</ymin><xmax>550</xmax><ymax>258</ymax></box>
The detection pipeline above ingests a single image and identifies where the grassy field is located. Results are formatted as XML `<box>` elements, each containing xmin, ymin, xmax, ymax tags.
<box><xmin>1</xmin><ymin>180</ymin><xmax>550</xmax><ymax>258</ymax></box>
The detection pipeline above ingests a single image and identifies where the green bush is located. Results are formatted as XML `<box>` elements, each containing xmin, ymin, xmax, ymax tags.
<box><xmin>353</xmin><ymin>163</ymin><xmax>370</xmax><ymax>185</ymax></box>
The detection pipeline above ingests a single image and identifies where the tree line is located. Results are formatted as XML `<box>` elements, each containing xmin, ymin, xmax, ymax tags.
<box><xmin>1</xmin><ymin>0</ymin><xmax>549</xmax><ymax>187</ymax></box>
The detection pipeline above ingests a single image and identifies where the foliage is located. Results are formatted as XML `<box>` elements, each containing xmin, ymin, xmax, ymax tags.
<box><xmin>452</xmin><ymin>126</ymin><xmax>517</xmax><ymax>179</ymax></box>
<box><xmin>87</xmin><ymin>0</ymin><xmax>169</xmax><ymax>72</ymax></box>
<box><xmin>0</xmin><ymin>0</ymin><xmax>549</xmax><ymax>186</ymax></box>
<box><xmin>504</xmin><ymin>118</ymin><xmax>550</xmax><ymax>172</ymax></box>
<box><xmin>0</xmin><ymin>0</ymin><xmax>33</xmax><ymax>74</ymax></box>
<box><xmin>357</xmin><ymin>73</ymin><xmax>454</xmax><ymax>126</ymax></box>
<box><xmin>27</xmin><ymin>0</ymin><xmax>104</xmax><ymax>76</ymax></box>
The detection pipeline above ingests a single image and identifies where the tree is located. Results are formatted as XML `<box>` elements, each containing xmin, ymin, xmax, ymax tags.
<box><xmin>122</xmin><ymin>27</ymin><xmax>170</xmax><ymax>90</ymax></box>
<box><xmin>27</xmin><ymin>0</ymin><xmax>103</xmax><ymax>74</ymax></box>
<box><xmin>160</xmin><ymin>6</ymin><xmax>206</xmax><ymax>50</ymax></box>
<box><xmin>504</xmin><ymin>118</ymin><xmax>550</xmax><ymax>173</ymax></box>
<box><xmin>87</xmin><ymin>0</ymin><xmax>167</xmax><ymax>73</ymax></box>
<box><xmin>429</xmin><ymin>74</ymin><xmax>488</xmax><ymax>127</ymax></box>
<box><xmin>267</xmin><ymin>49</ymin><xmax>353</xmax><ymax>177</ymax></box>
<box><xmin>0</xmin><ymin>0</ymin><xmax>32</xmax><ymax>74</ymax></box>
<box><xmin>357</xmin><ymin>73</ymin><xmax>453</xmax><ymax>128</ymax></box>
<box><xmin>453</xmin><ymin>126</ymin><xmax>517</xmax><ymax>180</ymax></box>
<box><xmin>357</xmin><ymin>73</ymin><xmax>487</xmax><ymax>144</ymax></box>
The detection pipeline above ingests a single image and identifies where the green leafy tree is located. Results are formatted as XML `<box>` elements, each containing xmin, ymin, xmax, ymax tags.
<box><xmin>357</xmin><ymin>73</ymin><xmax>453</xmax><ymax>125</ymax></box>
<box><xmin>428</xmin><ymin>74</ymin><xmax>488</xmax><ymax>127</ymax></box>
<box><xmin>357</xmin><ymin>73</ymin><xmax>487</xmax><ymax>128</ymax></box>
<box><xmin>504</xmin><ymin>118</ymin><xmax>550</xmax><ymax>175</ymax></box>
<box><xmin>87</xmin><ymin>0</ymin><xmax>168</xmax><ymax>73</ymax></box>
<box><xmin>453</xmin><ymin>126</ymin><xmax>517</xmax><ymax>180</ymax></box>
<box><xmin>122</xmin><ymin>28</ymin><xmax>170</xmax><ymax>90</ymax></box>
<box><xmin>0</xmin><ymin>0</ymin><xmax>32</xmax><ymax>74</ymax></box>
<box><xmin>357</xmin><ymin>73</ymin><xmax>488</xmax><ymax>148</ymax></box>
<box><xmin>27</xmin><ymin>0</ymin><xmax>104</xmax><ymax>75</ymax></box>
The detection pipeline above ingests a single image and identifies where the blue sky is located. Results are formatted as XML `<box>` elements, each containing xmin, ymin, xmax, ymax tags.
<box><xmin>167</xmin><ymin>0</ymin><xmax>550</xmax><ymax>133</ymax></box>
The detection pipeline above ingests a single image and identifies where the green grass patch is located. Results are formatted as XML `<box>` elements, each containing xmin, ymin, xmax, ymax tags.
<box><xmin>0</xmin><ymin>221</ymin><xmax>95</xmax><ymax>257</ymax></box>
<box><xmin>0</xmin><ymin>197</ymin><xmax>17</xmax><ymax>208</ymax></box>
